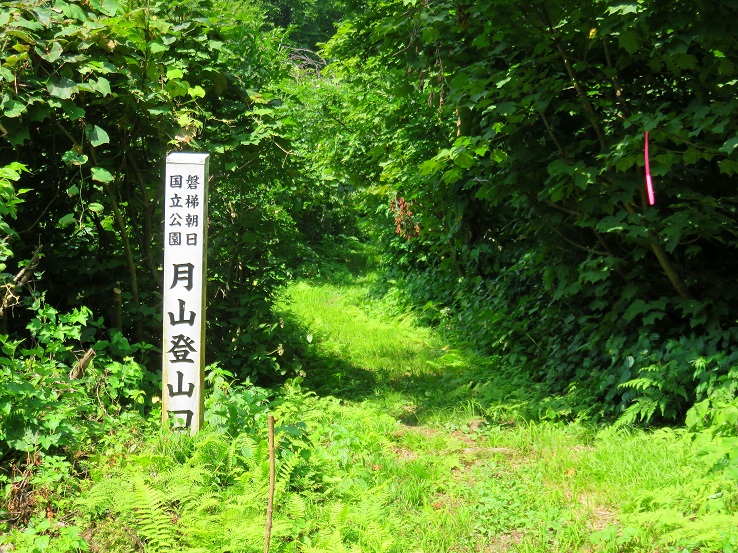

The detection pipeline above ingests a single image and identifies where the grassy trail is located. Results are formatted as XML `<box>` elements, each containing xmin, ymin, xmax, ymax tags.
<box><xmin>273</xmin><ymin>272</ymin><xmax>737</xmax><ymax>552</ymax></box>
<box><xmin>63</xmin><ymin>268</ymin><xmax>738</xmax><ymax>553</ymax></box>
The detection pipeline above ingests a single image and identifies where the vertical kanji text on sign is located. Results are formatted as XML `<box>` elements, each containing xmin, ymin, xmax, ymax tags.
<box><xmin>162</xmin><ymin>152</ymin><xmax>209</xmax><ymax>433</ymax></box>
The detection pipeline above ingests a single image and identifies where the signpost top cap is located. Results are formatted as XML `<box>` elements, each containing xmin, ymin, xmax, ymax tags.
<box><xmin>166</xmin><ymin>152</ymin><xmax>210</xmax><ymax>165</ymax></box>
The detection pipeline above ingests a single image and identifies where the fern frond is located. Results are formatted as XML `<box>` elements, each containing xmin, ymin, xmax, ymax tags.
<box><xmin>273</xmin><ymin>449</ymin><xmax>303</xmax><ymax>501</ymax></box>
<box><xmin>230</xmin><ymin>432</ymin><xmax>263</xmax><ymax>470</ymax></box>
<box><xmin>288</xmin><ymin>495</ymin><xmax>307</xmax><ymax>520</ymax></box>
<box><xmin>616</xmin><ymin>398</ymin><xmax>660</xmax><ymax>427</ymax></box>
<box><xmin>127</xmin><ymin>475</ymin><xmax>178</xmax><ymax>552</ymax></box>
<box><xmin>75</xmin><ymin>474</ymin><xmax>123</xmax><ymax>515</ymax></box>
<box><xmin>620</xmin><ymin>377</ymin><xmax>660</xmax><ymax>391</ymax></box>
<box><xmin>328</xmin><ymin>501</ymin><xmax>350</xmax><ymax>527</ymax></box>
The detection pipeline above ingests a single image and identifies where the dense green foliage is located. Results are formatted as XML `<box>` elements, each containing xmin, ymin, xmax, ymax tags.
<box><xmin>258</xmin><ymin>0</ymin><xmax>347</xmax><ymax>49</ymax></box>
<box><xmin>302</xmin><ymin>0</ymin><xmax>738</xmax><ymax>424</ymax></box>
<box><xmin>0</xmin><ymin>0</ymin><xmax>354</xmax><ymax>493</ymax></box>
<box><xmin>3</xmin><ymin>0</ymin><xmax>738</xmax><ymax>550</ymax></box>
<box><xmin>5</xmin><ymin>276</ymin><xmax>738</xmax><ymax>552</ymax></box>
<box><xmin>0</xmin><ymin>0</ymin><xmax>359</xmax><ymax>385</ymax></box>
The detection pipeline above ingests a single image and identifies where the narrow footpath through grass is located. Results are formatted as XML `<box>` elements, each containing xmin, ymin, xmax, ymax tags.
<box><xmin>271</xmin><ymin>270</ymin><xmax>738</xmax><ymax>552</ymax></box>
<box><xmin>61</xmin><ymin>267</ymin><xmax>738</xmax><ymax>553</ymax></box>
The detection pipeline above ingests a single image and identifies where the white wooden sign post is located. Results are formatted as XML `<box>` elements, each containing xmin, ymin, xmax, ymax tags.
<box><xmin>162</xmin><ymin>152</ymin><xmax>209</xmax><ymax>434</ymax></box>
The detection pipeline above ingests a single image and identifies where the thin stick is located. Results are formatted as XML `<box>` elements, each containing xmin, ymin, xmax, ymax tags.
<box><xmin>264</xmin><ymin>414</ymin><xmax>276</xmax><ymax>553</ymax></box>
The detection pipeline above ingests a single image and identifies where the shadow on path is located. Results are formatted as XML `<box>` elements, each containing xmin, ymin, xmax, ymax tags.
<box><xmin>272</xmin><ymin>260</ymin><xmax>573</xmax><ymax>426</ymax></box>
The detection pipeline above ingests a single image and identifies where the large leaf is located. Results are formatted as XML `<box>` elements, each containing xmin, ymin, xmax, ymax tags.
<box><xmin>720</xmin><ymin>136</ymin><xmax>738</xmax><ymax>154</ymax></box>
<box><xmin>38</xmin><ymin>42</ymin><xmax>63</xmax><ymax>63</ymax></box>
<box><xmin>61</xmin><ymin>150</ymin><xmax>88</xmax><ymax>166</ymax></box>
<box><xmin>86</xmin><ymin>125</ymin><xmax>110</xmax><ymax>147</ymax></box>
<box><xmin>92</xmin><ymin>77</ymin><xmax>111</xmax><ymax>96</ymax></box>
<box><xmin>88</xmin><ymin>0</ymin><xmax>123</xmax><ymax>16</ymax></box>
<box><xmin>61</xmin><ymin>101</ymin><xmax>85</xmax><ymax>121</ymax></box>
<box><xmin>60</xmin><ymin>3</ymin><xmax>88</xmax><ymax>21</ymax></box>
<box><xmin>148</xmin><ymin>41</ymin><xmax>168</xmax><ymax>54</ymax></box>
<box><xmin>3</xmin><ymin>100</ymin><xmax>27</xmax><ymax>118</ymax></box>
<box><xmin>91</xmin><ymin>167</ymin><xmax>114</xmax><ymax>182</ymax></box>
<box><xmin>47</xmin><ymin>78</ymin><xmax>79</xmax><ymax>99</ymax></box>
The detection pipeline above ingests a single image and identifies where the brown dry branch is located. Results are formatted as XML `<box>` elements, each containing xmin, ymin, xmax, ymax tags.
<box><xmin>5</xmin><ymin>452</ymin><xmax>42</xmax><ymax>526</ymax></box>
<box><xmin>0</xmin><ymin>247</ymin><xmax>42</xmax><ymax>321</ymax></box>
<box><xmin>69</xmin><ymin>348</ymin><xmax>96</xmax><ymax>380</ymax></box>
<box><xmin>264</xmin><ymin>414</ymin><xmax>276</xmax><ymax>553</ymax></box>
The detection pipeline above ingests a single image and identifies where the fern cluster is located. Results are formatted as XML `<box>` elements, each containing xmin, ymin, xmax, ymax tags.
<box><xmin>74</xmin><ymin>380</ymin><xmax>402</xmax><ymax>553</ymax></box>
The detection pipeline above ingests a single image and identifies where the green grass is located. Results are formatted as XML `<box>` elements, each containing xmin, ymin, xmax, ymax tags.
<box><xmin>10</xmin><ymin>270</ymin><xmax>738</xmax><ymax>552</ymax></box>
<box><xmin>270</xmin><ymin>275</ymin><xmax>738</xmax><ymax>552</ymax></box>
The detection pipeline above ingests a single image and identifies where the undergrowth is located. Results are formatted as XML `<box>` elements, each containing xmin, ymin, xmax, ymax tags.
<box><xmin>4</xmin><ymin>268</ymin><xmax>738</xmax><ymax>552</ymax></box>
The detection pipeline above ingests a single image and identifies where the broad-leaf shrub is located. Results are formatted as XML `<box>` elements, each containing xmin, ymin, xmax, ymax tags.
<box><xmin>0</xmin><ymin>0</ymin><xmax>351</xmax><ymax>379</ymax></box>
<box><xmin>0</xmin><ymin>300</ymin><xmax>147</xmax><ymax>456</ymax></box>
<box><xmin>319</xmin><ymin>0</ymin><xmax>738</xmax><ymax>422</ymax></box>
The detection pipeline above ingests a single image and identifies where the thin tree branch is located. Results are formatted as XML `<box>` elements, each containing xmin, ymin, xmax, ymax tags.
<box><xmin>540</xmin><ymin>112</ymin><xmax>567</xmax><ymax>157</ymax></box>
<box><xmin>546</xmin><ymin>222</ymin><xmax>609</xmax><ymax>257</ymax></box>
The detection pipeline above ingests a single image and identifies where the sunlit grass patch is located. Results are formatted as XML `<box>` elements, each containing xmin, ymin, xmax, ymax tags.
<box><xmin>65</xmin><ymin>273</ymin><xmax>738</xmax><ymax>553</ymax></box>
<box><xmin>273</xmin><ymin>275</ymin><xmax>738</xmax><ymax>552</ymax></box>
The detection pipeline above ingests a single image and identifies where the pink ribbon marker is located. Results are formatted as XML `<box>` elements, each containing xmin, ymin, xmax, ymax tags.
<box><xmin>644</xmin><ymin>131</ymin><xmax>655</xmax><ymax>205</ymax></box>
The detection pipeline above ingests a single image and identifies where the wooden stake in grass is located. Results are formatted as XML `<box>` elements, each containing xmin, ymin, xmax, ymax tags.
<box><xmin>264</xmin><ymin>414</ymin><xmax>276</xmax><ymax>553</ymax></box>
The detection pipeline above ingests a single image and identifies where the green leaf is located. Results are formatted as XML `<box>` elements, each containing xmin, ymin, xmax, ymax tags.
<box><xmin>623</xmin><ymin>299</ymin><xmax>648</xmax><ymax>322</ymax></box>
<box><xmin>148</xmin><ymin>41</ymin><xmax>168</xmax><ymax>54</ymax></box>
<box><xmin>47</xmin><ymin>78</ymin><xmax>79</xmax><ymax>99</ymax></box>
<box><xmin>166</xmin><ymin>68</ymin><xmax>184</xmax><ymax>80</ymax></box>
<box><xmin>58</xmin><ymin>213</ymin><xmax>76</xmax><ymax>228</ymax></box>
<box><xmin>188</xmin><ymin>85</ymin><xmax>206</xmax><ymax>99</ymax></box>
<box><xmin>89</xmin><ymin>0</ymin><xmax>123</xmax><ymax>16</ymax></box>
<box><xmin>61</xmin><ymin>101</ymin><xmax>85</xmax><ymax>121</ymax></box>
<box><xmin>419</xmin><ymin>159</ymin><xmax>444</xmax><ymax>175</ymax></box>
<box><xmin>0</xmin><ymin>67</ymin><xmax>14</xmax><ymax>82</ymax></box>
<box><xmin>86</xmin><ymin>125</ymin><xmax>110</xmax><ymax>147</ymax></box>
<box><xmin>685</xmin><ymin>400</ymin><xmax>709</xmax><ymax>429</ymax></box>
<box><xmin>93</xmin><ymin>77</ymin><xmax>111</xmax><ymax>96</ymax></box>
<box><xmin>32</xmin><ymin>7</ymin><xmax>53</xmax><ymax>26</ymax></box>
<box><xmin>3</xmin><ymin>100</ymin><xmax>26</xmax><ymax>118</ymax></box>
<box><xmin>548</xmin><ymin>159</ymin><xmax>574</xmax><ymax>176</ymax></box>
<box><xmin>619</xmin><ymin>30</ymin><xmax>640</xmax><ymax>54</ymax></box>
<box><xmin>90</xmin><ymin>167</ymin><xmax>114</xmax><ymax>183</ymax></box>
<box><xmin>164</xmin><ymin>80</ymin><xmax>188</xmax><ymax>98</ymax></box>
<box><xmin>720</xmin><ymin>136</ymin><xmax>738</xmax><ymax>154</ymax></box>
<box><xmin>719</xmin><ymin>159</ymin><xmax>738</xmax><ymax>176</ymax></box>
<box><xmin>148</xmin><ymin>106</ymin><xmax>170</xmax><ymax>116</ymax></box>
<box><xmin>472</xmin><ymin>34</ymin><xmax>490</xmax><ymax>48</ymax></box>
<box><xmin>6</xmin><ymin>126</ymin><xmax>30</xmax><ymax>146</ymax></box>
<box><xmin>103</xmin><ymin>0</ymin><xmax>123</xmax><ymax>15</ymax></box>
<box><xmin>88</xmin><ymin>202</ymin><xmax>104</xmax><ymax>213</ymax></box>
<box><xmin>453</xmin><ymin>152</ymin><xmax>474</xmax><ymax>169</ymax></box>
<box><xmin>39</xmin><ymin>42</ymin><xmax>63</xmax><ymax>63</ymax></box>
<box><xmin>60</xmin><ymin>3</ymin><xmax>88</xmax><ymax>21</ymax></box>
<box><xmin>443</xmin><ymin>168</ymin><xmax>462</xmax><ymax>184</ymax></box>
<box><xmin>607</xmin><ymin>3</ymin><xmax>640</xmax><ymax>15</ymax></box>
<box><xmin>719</xmin><ymin>405</ymin><xmax>738</xmax><ymax>426</ymax></box>
<box><xmin>596</xmin><ymin>215</ymin><xmax>626</xmax><ymax>233</ymax></box>
<box><xmin>61</xmin><ymin>150</ymin><xmax>88</xmax><ymax>166</ymax></box>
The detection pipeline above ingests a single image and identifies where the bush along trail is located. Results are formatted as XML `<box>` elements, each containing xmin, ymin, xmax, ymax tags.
<box><xmin>7</xmin><ymin>264</ymin><xmax>736</xmax><ymax>553</ymax></box>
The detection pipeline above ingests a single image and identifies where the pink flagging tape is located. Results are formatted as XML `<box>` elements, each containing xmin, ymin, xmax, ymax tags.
<box><xmin>645</xmin><ymin>131</ymin><xmax>655</xmax><ymax>205</ymax></box>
